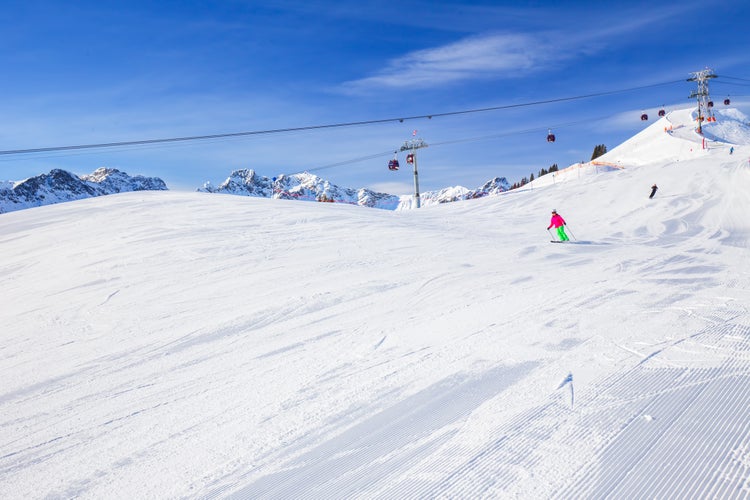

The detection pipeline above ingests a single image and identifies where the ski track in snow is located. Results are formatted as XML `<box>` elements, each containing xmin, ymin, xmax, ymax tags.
<box><xmin>213</xmin><ymin>313</ymin><xmax>750</xmax><ymax>499</ymax></box>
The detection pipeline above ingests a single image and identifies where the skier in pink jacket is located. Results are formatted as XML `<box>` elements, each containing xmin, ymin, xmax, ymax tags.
<box><xmin>547</xmin><ymin>209</ymin><xmax>569</xmax><ymax>241</ymax></box>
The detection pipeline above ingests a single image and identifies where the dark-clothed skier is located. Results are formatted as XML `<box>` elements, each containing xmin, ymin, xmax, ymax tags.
<box><xmin>649</xmin><ymin>184</ymin><xmax>658</xmax><ymax>199</ymax></box>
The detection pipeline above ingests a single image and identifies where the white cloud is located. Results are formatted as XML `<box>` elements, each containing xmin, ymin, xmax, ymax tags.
<box><xmin>341</xmin><ymin>3</ymin><xmax>696</xmax><ymax>95</ymax></box>
<box><xmin>342</xmin><ymin>33</ymin><xmax>557</xmax><ymax>92</ymax></box>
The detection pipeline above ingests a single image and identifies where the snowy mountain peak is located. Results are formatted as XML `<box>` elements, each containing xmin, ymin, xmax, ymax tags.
<box><xmin>201</xmin><ymin>169</ymin><xmax>511</xmax><ymax>210</ymax></box>
<box><xmin>477</xmin><ymin>176</ymin><xmax>512</xmax><ymax>195</ymax></box>
<box><xmin>201</xmin><ymin>168</ymin><xmax>272</xmax><ymax>197</ymax></box>
<box><xmin>200</xmin><ymin>169</ymin><xmax>401</xmax><ymax>209</ymax></box>
<box><xmin>0</xmin><ymin>167</ymin><xmax>167</xmax><ymax>214</ymax></box>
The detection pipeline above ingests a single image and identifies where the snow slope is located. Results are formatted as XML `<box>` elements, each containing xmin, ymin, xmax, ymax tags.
<box><xmin>522</xmin><ymin>106</ymin><xmax>748</xmax><ymax>190</ymax></box>
<box><xmin>1</xmin><ymin>109</ymin><xmax>750</xmax><ymax>498</ymax></box>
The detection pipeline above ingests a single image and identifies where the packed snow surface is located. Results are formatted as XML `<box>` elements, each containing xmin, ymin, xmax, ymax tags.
<box><xmin>2</xmin><ymin>108</ymin><xmax>750</xmax><ymax>498</ymax></box>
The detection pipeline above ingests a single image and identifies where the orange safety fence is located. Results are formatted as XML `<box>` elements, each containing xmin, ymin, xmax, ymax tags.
<box><xmin>590</xmin><ymin>161</ymin><xmax>626</xmax><ymax>170</ymax></box>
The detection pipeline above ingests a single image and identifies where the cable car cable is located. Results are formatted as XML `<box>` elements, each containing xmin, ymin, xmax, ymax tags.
<box><xmin>298</xmin><ymin>112</ymin><xmax>634</xmax><ymax>175</ymax></box>
<box><xmin>717</xmin><ymin>75</ymin><xmax>750</xmax><ymax>82</ymax></box>
<box><xmin>0</xmin><ymin>79</ymin><xmax>685</xmax><ymax>157</ymax></box>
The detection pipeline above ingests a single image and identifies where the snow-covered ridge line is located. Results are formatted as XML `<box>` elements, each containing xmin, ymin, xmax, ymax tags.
<box><xmin>0</xmin><ymin>166</ymin><xmax>509</xmax><ymax>214</ymax></box>
<box><xmin>0</xmin><ymin>167</ymin><xmax>167</xmax><ymax>214</ymax></box>
<box><xmin>199</xmin><ymin>169</ymin><xmax>511</xmax><ymax>210</ymax></box>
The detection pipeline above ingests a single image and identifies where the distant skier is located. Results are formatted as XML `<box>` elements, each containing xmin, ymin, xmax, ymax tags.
<box><xmin>730</xmin><ymin>147</ymin><xmax>734</xmax><ymax>155</ymax></box>
<box><xmin>649</xmin><ymin>184</ymin><xmax>658</xmax><ymax>199</ymax></box>
<box><xmin>547</xmin><ymin>209</ymin><xmax>569</xmax><ymax>241</ymax></box>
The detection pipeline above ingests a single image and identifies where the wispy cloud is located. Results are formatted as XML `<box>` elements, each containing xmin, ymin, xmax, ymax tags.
<box><xmin>340</xmin><ymin>2</ymin><xmax>697</xmax><ymax>94</ymax></box>
<box><xmin>341</xmin><ymin>33</ymin><xmax>559</xmax><ymax>92</ymax></box>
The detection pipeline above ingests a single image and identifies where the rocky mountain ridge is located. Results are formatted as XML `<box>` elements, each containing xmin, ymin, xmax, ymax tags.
<box><xmin>0</xmin><ymin>168</ymin><xmax>168</xmax><ymax>214</ymax></box>
<box><xmin>200</xmin><ymin>169</ymin><xmax>511</xmax><ymax>210</ymax></box>
<box><xmin>1</xmin><ymin>166</ymin><xmax>511</xmax><ymax>214</ymax></box>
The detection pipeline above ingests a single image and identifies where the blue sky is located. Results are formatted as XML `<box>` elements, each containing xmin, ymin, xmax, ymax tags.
<box><xmin>1</xmin><ymin>0</ymin><xmax>749</xmax><ymax>194</ymax></box>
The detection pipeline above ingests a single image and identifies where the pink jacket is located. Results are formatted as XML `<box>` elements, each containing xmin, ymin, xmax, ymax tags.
<box><xmin>548</xmin><ymin>214</ymin><xmax>566</xmax><ymax>229</ymax></box>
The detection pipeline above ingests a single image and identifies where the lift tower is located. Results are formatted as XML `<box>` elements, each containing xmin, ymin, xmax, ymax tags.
<box><xmin>688</xmin><ymin>68</ymin><xmax>717</xmax><ymax>134</ymax></box>
<box><xmin>399</xmin><ymin>137</ymin><xmax>428</xmax><ymax>208</ymax></box>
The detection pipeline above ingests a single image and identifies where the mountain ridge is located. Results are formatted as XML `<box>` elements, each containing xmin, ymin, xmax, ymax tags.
<box><xmin>1</xmin><ymin>166</ymin><xmax>511</xmax><ymax>214</ymax></box>
<box><xmin>0</xmin><ymin>167</ymin><xmax>167</xmax><ymax>214</ymax></box>
<box><xmin>199</xmin><ymin>169</ymin><xmax>511</xmax><ymax>210</ymax></box>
